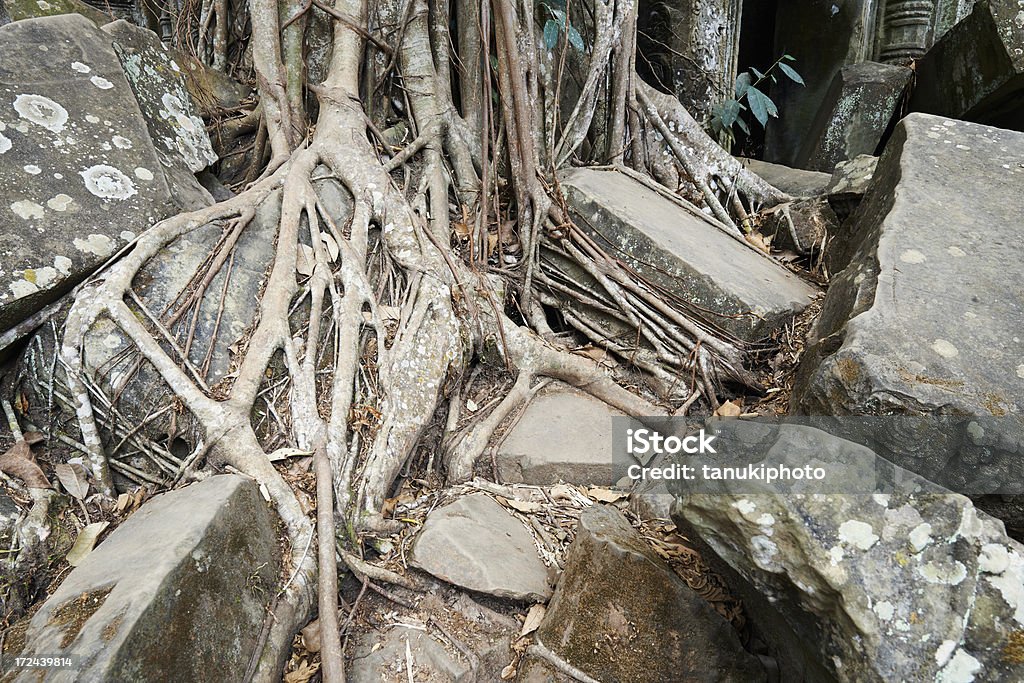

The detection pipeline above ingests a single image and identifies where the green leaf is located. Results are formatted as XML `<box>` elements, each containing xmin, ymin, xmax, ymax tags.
<box><xmin>783</xmin><ymin>54</ymin><xmax>796</xmax><ymax>61</ymax></box>
<box><xmin>719</xmin><ymin>99</ymin><xmax>742</xmax><ymax>128</ymax></box>
<box><xmin>746</xmin><ymin>87</ymin><xmax>778</xmax><ymax>127</ymax></box>
<box><xmin>751</xmin><ymin>67</ymin><xmax>765</xmax><ymax>80</ymax></box>
<box><xmin>734</xmin><ymin>72</ymin><xmax>752</xmax><ymax>99</ymax></box>
<box><xmin>548</xmin><ymin>6</ymin><xmax>566</xmax><ymax>23</ymax></box>
<box><xmin>736</xmin><ymin>117</ymin><xmax>750</xmax><ymax>135</ymax></box>
<box><xmin>544</xmin><ymin>19</ymin><xmax>559</xmax><ymax>49</ymax></box>
<box><xmin>778</xmin><ymin>63</ymin><xmax>805</xmax><ymax>85</ymax></box>
<box><xmin>567</xmin><ymin>25</ymin><xmax>585</xmax><ymax>52</ymax></box>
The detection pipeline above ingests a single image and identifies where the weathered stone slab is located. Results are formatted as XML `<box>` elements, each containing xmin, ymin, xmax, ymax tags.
<box><xmin>795</xmin><ymin>62</ymin><xmax>913</xmax><ymax>173</ymax></box>
<box><xmin>560</xmin><ymin>168</ymin><xmax>819</xmax><ymax>341</ymax></box>
<box><xmin>530</xmin><ymin>505</ymin><xmax>764</xmax><ymax>682</ymax></box>
<box><xmin>411</xmin><ymin>494</ymin><xmax>552</xmax><ymax>602</ymax></box>
<box><xmin>824</xmin><ymin>153</ymin><xmax>878</xmax><ymax>221</ymax></box>
<box><xmin>670</xmin><ymin>423</ymin><xmax>1024</xmax><ymax>683</ymax></box>
<box><xmin>0</xmin><ymin>15</ymin><xmax>187</xmax><ymax>332</ymax></box>
<box><xmin>10</xmin><ymin>475</ymin><xmax>278</xmax><ymax>682</ymax></box>
<box><xmin>349</xmin><ymin>626</ymin><xmax>468</xmax><ymax>682</ymax></box>
<box><xmin>2</xmin><ymin>0</ymin><xmax>110</xmax><ymax>24</ymax></box>
<box><xmin>496</xmin><ymin>384</ymin><xmax>622</xmax><ymax>486</ymax></box>
<box><xmin>738</xmin><ymin>157</ymin><xmax>831</xmax><ymax>197</ymax></box>
<box><xmin>103</xmin><ymin>21</ymin><xmax>217</xmax><ymax>176</ymax></box>
<box><xmin>910</xmin><ymin>0</ymin><xmax>1024</xmax><ymax>131</ymax></box>
<box><xmin>794</xmin><ymin>114</ymin><xmax>1024</xmax><ymax>516</ymax></box>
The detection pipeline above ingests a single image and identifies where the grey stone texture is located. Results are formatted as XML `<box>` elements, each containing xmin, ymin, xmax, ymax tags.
<box><xmin>739</xmin><ymin>157</ymin><xmax>832</xmax><ymax>197</ymax></box>
<box><xmin>530</xmin><ymin>505</ymin><xmax>765</xmax><ymax>682</ymax></box>
<box><xmin>11</xmin><ymin>475</ymin><xmax>278</xmax><ymax>682</ymax></box>
<box><xmin>560</xmin><ymin>168</ymin><xmax>819</xmax><ymax>342</ymax></box>
<box><xmin>496</xmin><ymin>383</ymin><xmax>623</xmax><ymax>486</ymax></box>
<box><xmin>910</xmin><ymin>0</ymin><xmax>1024</xmax><ymax>131</ymax></box>
<box><xmin>0</xmin><ymin>15</ymin><xmax>208</xmax><ymax>333</ymax></box>
<box><xmin>671</xmin><ymin>423</ymin><xmax>1024</xmax><ymax>683</ymax></box>
<box><xmin>795</xmin><ymin>61</ymin><xmax>913</xmax><ymax>173</ymax></box>
<box><xmin>410</xmin><ymin>494</ymin><xmax>552</xmax><ymax>601</ymax></box>
<box><xmin>794</xmin><ymin>114</ymin><xmax>1024</xmax><ymax>517</ymax></box>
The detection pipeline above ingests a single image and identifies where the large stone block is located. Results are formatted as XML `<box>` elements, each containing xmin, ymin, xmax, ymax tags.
<box><xmin>795</xmin><ymin>61</ymin><xmax>913</xmax><ymax>173</ymax></box>
<box><xmin>738</xmin><ymin>157</ymin><xmax>832</xmax><ymax>197</ymax></box>
<box><xmin>0</xmin><ymin>15</ymin><xmax>204</xmax><ymax>333</ymax></box>
<box><xmin>670</xmin><ymin>423</ymin><xmax>1024</xmax><ymax>683</ymax></box>
<box><xmin>496</xmin><ymin>384</ymin><xmax>623</xmax><ymax>486</ymax></box>
<box><xmin>410</xmin><ymin>494</ymin><xmax>552</xmax><ymax>602</ymax></box>
<box><xmin>528</xmin><ymin>505</ymin><xmax>765</xmax><ymax>682</ymax></box>
<box><xmin>909</xmin><ymin>0</ymin><xmax>1024</xmax><ymax>131</ymax></box>
<box><xmin>794</xmin><ymin>114</ymin><xmax>1024</xmax><ymax>516</ymax></box>
<box><xmin>9</xmin><ymin>475</ymin><xmax>278</xmax><ymax>682</ymax></box>
<box><xmin>560</xmin><ymin>168</ymin><xmax>819</xmax><ymax>342</ymax></box>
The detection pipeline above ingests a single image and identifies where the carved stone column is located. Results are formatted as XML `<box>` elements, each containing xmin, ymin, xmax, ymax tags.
<box><xmin>874</xmin><ymin>0</ymin><xmax>936</xmax><ymax>63</ymax></box>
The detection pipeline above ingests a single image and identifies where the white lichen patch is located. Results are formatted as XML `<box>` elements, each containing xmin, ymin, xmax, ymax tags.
<box><xmin>134</xmin><ymin>167</ymin><xmax>153</xmax><ymax>181</ymax></box>
<box><xmin>909</xmin><ymin>523</ymin><xmax>933</xmax><ymax>552</ymax></box>
<box><xmin>46</xmin><ymin>194</ymin><xmax>74</xmax><ymax>211</ymax></box>
<box><xmin>54</xmin><ymin>255</ymin><xmax>73</xmax><ymax>275</ymax></box>
<box><xmin>873</xmin><ymin>600</ymin><xmax>895</xmax><ymax>621</ymax></box>
<box><xmin>732</xmin><ymin>499</ymin><xmax>756</xmax><ymax>515</ymax></box>
<box><xmin>79</xmin><ymin>165</ymin><xmax>137</xmax><ymax>200</ymax></box>
<box><xmin>1016</xmin><ymin>364</ymin><xmax>1024</xmax><ymax>380</ymax></box>
<box><xmin>936</xmin><ymin>640</ymin><xmax>957</xmax><ymax>666</ymax></box>
<box><xmin>23</xmin><ymin>164</ymin><xmax>41</xmax><ymax>175</ymax></box>
<box><xmin>918</xmin><ymin>560</ymin><xmax>967</xmax><ymax>585</ymax></box>
<box><xmin>829</xmin><ymin>545</ymin><xmax>844</xmax><ymax>566</ymax></box>
<box><xmin>985</xmin><ymin>548</ymin><xmax>1024</xmax><ymax>625</ymax></box>
<box><xmin>838</xmin><ymin>519</ymin><xmax>879</xmax><ymax>550</ymax></box>
<box><xmin>931</xmin><ymin>339</ymin><xmax>960</xmax><ymax>359</ymax></box>
<box><xmin>8</xmin><ymin>279</ymin><xmax>39</xmax><ymax>297</ymax></box>
<box><xmin>111</xmin><ymin>135</ymin><xmax>133</xmax><ymax>150</ymax></box>
<box><xmin>938</xmin><ymin>649</ymin><xmax>981</xmax><ymax>683</ymax></box>
<box><xmin>119</xmin><ymin>230</ymin><xmax>137</xmax><ymax>242</ymax></box>
<box><xmin>73</xmin><ymin>233</ymin><xmax>114</xmax><ymax>257</ymax></box>
<box><xmin>750</xmin><ymin>535</ymin><xmax>778</xmax><ymax>569</ymax></box>
<box><xmin>85</xmin><ymin>114</ymin><xmax>100</xmax><ymax>124</ymax></box>
<box><xmin>71</xmin><ymin>61</ymin><xmax>91</xmax><ymax>74</ymax></box>
<box><xmin>0</xmin><ymin>132</ymin><xmax>11</xmax><ymax>154</ymax></box>
<box><xmin>10</xmin><ymin>199</ymin><xmax>44</xmax><ymax>220</ymax></box>
<box><xmin>89</xmin><ymin>76</ymin><xmax>114</xmax><ymax>90</ymax></box>
<box><xmin>899</xmin><ymin>249</ymin><xmax>927</xmax><ymax>264</ymax></box>
<box><xmin>13</xmin><ymin>94</ymin><xmax>69</xmax><ymax>133</ymax></box>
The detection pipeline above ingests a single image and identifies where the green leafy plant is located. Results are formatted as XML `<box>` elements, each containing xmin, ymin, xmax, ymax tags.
<box><xmin>539</xmin><ymin>0</ymin><xmax>585</xmax><ymax>52</ymax></box>
<box><xmin>708</xmin><ymin>55</ymin><xmax>803</xmax><ymax>151</ymax></box>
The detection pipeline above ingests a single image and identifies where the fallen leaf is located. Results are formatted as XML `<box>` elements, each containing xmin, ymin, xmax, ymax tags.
<box><xmin>519</xmin><ymin>604</ymin><xmax>546</xmax><ymax>636</ymax></box>
<box><xmin>296</xmin><ymin>243</ymin><xmax>315</xmax><ymax>276</ymax></box>
<box><xmin>714</xmin><ymin>400</ymin><xmax>743</xmax><ymax>417</ymax></box>
<box><xmin>321</xmin><ymin>232</ymin><xmax>340</xmax><ymax>262</ymax></box>
<box><xmin>0</xmin><ymin>441</ymin><xmax>50</xmax><ymax>488</ymax></box>
<box><xmin>549</xmin><ymin>484</ymin><xmax>575</xmax><ymax>501</ymax></box>
<box><xmin>587</xmin><ymin>488</ymin><xmax>627</xmax><ymax>503</ymax></box>
<box><xmin>284</xmin><ymin>659</ymin><xmax>319</xmax><ymax>683</ymax></box>
<box><xmin>115</xmin><ymin>493</ymin><xmax>132</xmax><ymax>513</ymax></box>
<box><xmin>268</xmin><ymin>447</ymin><xmax>314</xmax><ymax>462</ymax></box>
<box><xmin>300</xmin><ymin>619</ymin><xmax>321</xmax><ymax>653</ymax></box>
<box><xmin>500</xmin><ymin>663</ymin><xmax>517</xmax><ymax>680</ymax></box>
<box><xmin>66</xmin><ymin>521</ymin><xmax>109</xmax><ymax>566</ymax></box>
<box><xmin>500</xmin><ymin>497</ymin><xmax>543</xmax><ymax>514</ymax></box>
<box><xmin>54</xmin><ymin>463</ymin><xmax>89</xmax><ymax>500</ymax></box>
<box><xmin>745</xmin><ymin>232</ymin><xmax>771</xmax><ymax>254</ymax></box>
<box><xmin>466</xmin><ymin>398</ymin><xmax>479</xmax><ymax>412</ymax></box>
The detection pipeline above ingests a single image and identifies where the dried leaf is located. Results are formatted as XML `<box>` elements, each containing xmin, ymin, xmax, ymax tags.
<box><xmin>519</xmin><ymin>604</ymin><xmax>546</xmax><ymax>636</ymax></box>
<box><xmin>0</xmin><ymin>441</ymin><xmax>50</xmax><ymax>488</ymax></box>
<box><xmin>115</xmin><ymin>493</ymin><xmax>132</xmax><ymax>513</ymax></box>
<box><xmin>500</xmin><ymin>663</ymin><xmax>517</xmax><ymax>680</ymax></box>
<box><xmin>268</xmin><ymin>448</ymin><xmax>314</xmax><ymax>462</ymax></box>
<box><xmin>745</xmin><ymin>232</ymin><xmax>771</xmax><ymax>254</ymax></box>
<box><xmin>714</xmin><ymin>400</ymin><xmax>743</xmax><ymax>418</ymax></box>
<box><xmin>66</xmin><ymin>521</ymin><xmax>108</xmax><ymax>566</ymax></box>
<box><xmin>300</xmin><ymin>619</ymin><xmax>321</xmax><ymax>653</ymax></box>
<box><xmin>296</xmin><ymin>243</ymin><xmax>315</xmax><ymax>276</ymax></box>
<box><xmin>320</xmin><ymin>232</ymin><xmax>340</xmax><ymax>262</ymax></box>
<box><xmin>500</xmin><ymin>497</ymin><xmax>543</xmax><ymax>514</ymax></box>
<box><xmin>587</xmin><ymin>488</ymin><xmax>627</xmax><ymax>503</ymax></box>
<box><xmin>549</xmin><ymin>484</ymin><xmax>575</xmax><ymax>501</ymax></box>
<box><xmin>54</xmin><ymin>463</ymin><xmax>89</xmax><ymax>499</ymax></box>
<box><xmin>284</xmin><ymin>660</ymin><xmax>319</xmax><ymax>683</ymax></box>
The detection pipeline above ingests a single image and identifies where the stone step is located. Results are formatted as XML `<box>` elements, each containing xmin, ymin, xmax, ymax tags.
<box><xmin>560</xmin><ymin>168</ymin><xmax>820</xmax><ymax>342</ymax></box>
<box><xmin>8</xmin><ymin>475</ymin><xmax>278</xmax><ymax>682</ymax></box>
